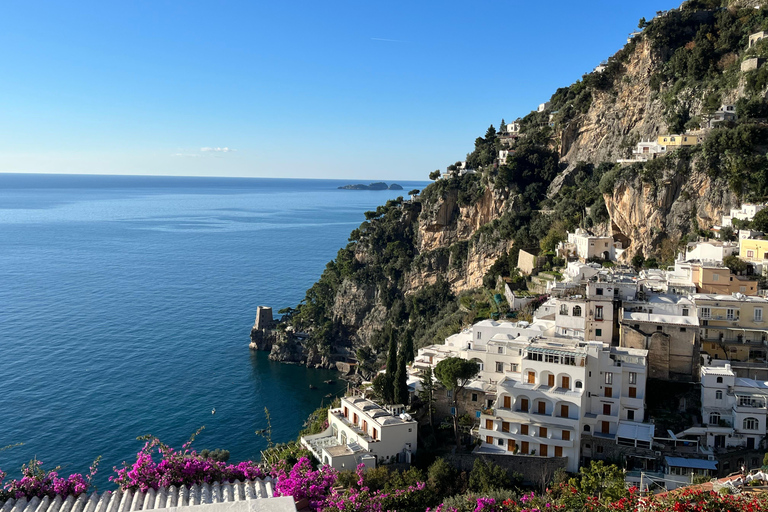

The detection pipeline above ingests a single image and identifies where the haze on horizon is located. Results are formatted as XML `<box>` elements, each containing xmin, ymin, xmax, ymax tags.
<box><xmin>0</xmin><ymin>0</ymin><xmax>681</xmax><ymax>181</ymax></box>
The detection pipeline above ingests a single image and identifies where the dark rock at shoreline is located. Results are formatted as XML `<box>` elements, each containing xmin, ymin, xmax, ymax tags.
<box><xmin>388</xmin><ymin>183</ymin><xmax>403</xmax><ymax>190</ymax></box>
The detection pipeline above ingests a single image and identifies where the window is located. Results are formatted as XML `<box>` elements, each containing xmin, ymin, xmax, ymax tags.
<box><xmin>477</xmin><ymin>331</ymin><xmax>482</xmax><ymax>340</ymax></box>
<box><xmin>755</xmin><ymin>308</ymin><xmax>763</xmax><ymax>322</ymax></box>
<box><xmin>595</xmin><ymin>306</ymin><xmax>604</xmax><ymax>320</ymax></box>
<box><xmin>596</xmin><ymin>328</ymin><xmax>602</xmax><ymax>337</ymax></box>
<box><xmin>656</xmin><ymin>326</ymin><xmax>663</xmax><ymax>331</ymax></box>
<box><xmin>701</xmin><ymin>307</ymin><xmax>711</xmax><ymax>319</ymax></box>
<box><xmin>629</xmin><ymin>387</ymin><xmax>637</xmax><ymax>398</ymax></box>
<box><xmin>603</xmin><ymin>404</ymin><xmax>611</xmax><ymax>415</ymax></box>
<box><xmin>727</xmin><ymin>309</ymin><xmax>735</xmax><ymax>321</ymax></box>
<box><xmin>744</xmin><ymin>417</ymin><xmax>759</xmax><ymax>430</ymax></box>
<box><xmin>548</xmin><ymin>374</ymin><xmax>555</xmax><ymax>387</ymax></box>
<box><xmin>712</xmin><ymin>273</ymin><xmax>719</xmax><ymax>282</ymax></box>
<box><xmin>716</xmin><ymin>377</ymin><xmax>723</xmax><ymax>384</ymax></box>
<box><xmin>521</xmin><ymin>424</ymin><xmax>529</xmax><ymax>435</ymax></box>
<box><xmin>372</xmin><ymin>428</ymin><xmax>377</xmax><ymax>440</ymax></box>
<box><xmin>496</xmin><ymin>362</ymin><xmax>503</xmax><ymax>373</ymax></box>
<box><xmin>605</xmin><ymin>372</ymin><xmax>613</xmax><ymax>385</ymax></box>
<box><xmin>709</xmin><ymin>413</ymin><xmax>720</xmax><ymax>425</ymax></box>
<box><xmin>629</xmin><ymin>372</ymin><xmax>637</xmax><ymax>384</ymax></box>
<box><xmin>540</xmin><ymin>444</ymin><xmax>548</xmax><ymax>457</ymax></box>
<box><xmin>498</xmin><ymin>346</ymin><xmax>503</xmax><ymax>354</ymax></box>
<box><xmin>447</xmin><ymin>390</ymin><xmax>453</xmax><ymax>398</ymax></box>
<box><xmin>471</xmin><ymin>393</ymin><xmax>478</xmax><ymax>402</ymax></box>
<box><xmin>596</xmin><ymin>288</ymin><xmax>604</xmax><ymax>296</ymax></box>
<box><xmin>560</xmin><ymin>304</ymin><xmax>568</xmax><ymax>315</ymax></box>
<box><xmin>748</xmin><ymin>250</ymin><xmax>755</xmax><ymax>258</ymax></box>
<box><xmin>561</xmin><ymin>376</ymin><xmax>570</xmax><ymax>389</ymax></box>
<box><xmin>497</xmin><ymin>438</ymin><xmax>504</xmax><ymax>446</ymax></box>
<box><xmin>562</xmin><ymin>430</ymin><xmax>570</xmax><ymax>441</ymax></box>
<box><xmin>682</xmin><ymin>308</ymin><xmax>689</xmax><ymax>317</ymax></box>
<box><xmin>573</xmin><ymin>306</ymin><xmax>582</xmax><ymax>317</ymax></box>
<box><xmin>716</xmin><ymin>390</ymin><xmax>723</xmax><ymax>399</ymax></box>
<box><xmin>503</xmin><ymin>396</ymin><xmax>511</xmax><ymax>408</ymax></box>
<box><xmin>575</xmin><ymin>380</ymin><xmax>583</xmax><ymax>388</ymax></box>
<box><xmin>605</xmin><ymin>387</ymin><xmax>613</xmax><ymax>398</ymax></box>
<box><xmin>740</xmin><ymin>286</ymin><xmax>747</xmax><ymax>293</ymax></box>
<box><xmin>627</xmin><ymin>410</ymin><xmax>635</xmax><ymax>421</ymax></box>
<box><xmin>680</xmin><ymin>327</ymin><xmax>687</xmax><ymax>332</ymax></box>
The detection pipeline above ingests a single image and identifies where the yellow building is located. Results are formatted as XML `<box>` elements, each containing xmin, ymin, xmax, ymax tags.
<box><xmin>690</xmin><ymin>264</ymin><xmax>758</xmax><ymax>295</ymax></box>
<box><xmin>657</xmin><ymin>134</ymin><xmax>703</xmax><ymax>146</ymax></box>
<box><xmin>739</xmin><ymin>239</ymin><xmax>768</xmax><ymax>264</ymax></box>
<box><xmin>695</xmin><ymin>294</ymin><xmax>768</xmax><ymax>362</ymax></box>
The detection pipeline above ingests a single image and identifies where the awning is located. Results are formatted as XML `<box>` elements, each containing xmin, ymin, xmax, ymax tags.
<box><xmin>616</xmin><ymin>421</ymin><xmax>654</xmax><ymax>443</ymax></box>
<box><xmin>665</xmin><ymin>456</ymin><xmax>718</xmax><ymax>470</ymax></box>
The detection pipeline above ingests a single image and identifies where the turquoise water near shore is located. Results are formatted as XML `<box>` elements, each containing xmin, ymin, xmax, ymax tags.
<box><xmin>0</xmin><ymin>173</ymin><xmax>427</xmax><ymax>487</ymax></box>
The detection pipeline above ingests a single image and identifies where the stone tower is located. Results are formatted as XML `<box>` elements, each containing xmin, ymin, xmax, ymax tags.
<box><xmin>254</xmin><ymin>306</ymin><xmax>274</xmax><ymax>330</ymax></box>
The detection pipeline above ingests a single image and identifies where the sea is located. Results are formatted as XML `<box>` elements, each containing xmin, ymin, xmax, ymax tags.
<box><xmin>0</xmin><ymin>173</ymin><xmax>428</xmax><ymax>488</ymax></box>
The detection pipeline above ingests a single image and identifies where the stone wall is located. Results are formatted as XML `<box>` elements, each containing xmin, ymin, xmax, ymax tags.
<box><xmin>620</xmin><ymin>324</ymin><xmax>699</xmax><ymax>381</ymax></box>
<box><xmin>442</xmin><ymin>453</ymin><xmax>566</xmax><ymax>487</ymax></box>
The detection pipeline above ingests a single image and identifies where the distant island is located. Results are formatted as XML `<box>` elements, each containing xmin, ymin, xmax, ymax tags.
<box><xmin>338</xmin><ymin>182</ymin><xmax>402</xmax><ymax>190</ymax></box>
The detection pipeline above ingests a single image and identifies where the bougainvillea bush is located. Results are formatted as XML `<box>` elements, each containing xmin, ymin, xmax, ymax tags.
<box><xmin>110</xmin><ymin>436</ymin><xmax>265</xmax><ymax>492</ymax></box>
<box><xmin>0</xmin><ymin>458</ymin><xmax>98</xmax><ymax>501</ymax></box>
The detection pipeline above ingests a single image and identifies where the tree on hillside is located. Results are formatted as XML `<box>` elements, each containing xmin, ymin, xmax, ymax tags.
<box><xmin>394</xmin><ymin>350</ymin><xmax>409</xmax><ymax>406</ymax></box>
<box><xmin>724</xmin><ymin>254</ymin><xmax>748</xmax><ymax>275</ymax></box>
<box><xmin>434</xmin><ymin>357</ymin><xmax>480</xmax><ymax>447</ymax></box>
<box><xmin>719</xmin><ymin>225</ymin><xmax>736</xmax><ymax>241</ymax></box>
<box><xmin>631</xmin><ymin>250</ymin><xmax>645</xmax><ymax>270</ymax></box>
<box><xmin>499</xmin><ymin>118</ymin><xmax>506</xmax><ymax>133</ymax></box>
<box><xmin>568</xmin><ymin>461</ymin><xmax>628</xmax><ymax>504</ymax></box>
<box><xmin>751</xmin><ymin>208</ymin><xmax>768</xmax><ymax>232</ymax></box>
<box><xmin>419</xmin><ymin>367</ymin><xmax>436</xmax><ymax>430</ymax></box>
<box><xmin>382</xmin><ymin>327</ymin><xmax>397</xmax><ymax>403</ymax></box>
<box><xmin>408</xmin><ymin>189</ymin><xmax>420</xmax><ymax>196</ymax></box>
<box><xmin>429</xmin><ymin>170</ymin><xmax>441</xmax><ymax>181</ymax></box>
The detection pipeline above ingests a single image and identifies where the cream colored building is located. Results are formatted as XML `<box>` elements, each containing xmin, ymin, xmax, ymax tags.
<box><xmin>301</xmin><ymin>395</ymin><xmax>417</xmax><ymax>470</ymax></box>
<box><xmin>695</xmin><ymin>293</ymin><xmax>768</xmax><ymax>362</ymax></box>
<box><xmin>657</xmin><ymin>134</ymin><xmax>703</xmax><ymax>146</ymax></box>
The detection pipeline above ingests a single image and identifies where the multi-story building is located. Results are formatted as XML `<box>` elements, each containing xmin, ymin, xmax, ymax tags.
<box><xmin>739</xmin><ymin>238</ymin><xmax>768</xmax><ymax>273</ymax></box>
<box><xmin>697</xmin><ymin>362</ymin><xmax>768</xmax><ymax>452</ymax></box>
<box><xmin>301</xmin><ymin>395</ymin><xmax>417</xmax><ymax>470</ymax></box>
<box><xmin>723</xmin><ymin>203</ymin><xmax>766</xmax><ymax>227</ymax></box>
<box><xmin>619</xmin><ymin>294</ymin><xmax>700</xmax><ymax>381</ymax></box>
<box><xmin>561</xmin><ymin>229</ymin><xmax>615</xmax><ymax>262</ymax></box>
<box><xmin>695</xmin><ymin>293</ymin><xmax>768</xmax><ymax>362</ymax></box>
<box><xmin>553</xmin><ymin>285</ymin><xmax>614</xmax><ymax>344</ymax></box>
<box><xmin>476</xmin><ymin>338</ymin><xmax>649</xmax><ymax>472</ymax></box>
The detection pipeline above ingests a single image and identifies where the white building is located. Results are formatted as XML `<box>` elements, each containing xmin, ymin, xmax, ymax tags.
<box><xmin>618</xmin><ymin>140</ymin><xmax>668</xmax><ymax>164</ymax></box>
<box><xmin>552</xmin><ymin>283</ymin><xmax>614</xmax><ymax>344</ymax></box>
<box><xmin>685</xmin><ymin>241</ymin><xmax>739</xmax><ymax>264</ymax></box>
<box><xmin>301</xmin><ymin>395</ymin><xmax>417</xmax><ymax>470</ymax></box>
<box><xmin>499</xmin><ymin>149</ymin><xmax>513</xmax><ymax>164</ymax></box>
<box><xmin>476</xmin><ymin>338</ymin><xmax>650</xmax><ymax>472</ymax></box>
<box><xmin>538</xmin><ymin>102</ymin><xmax>551</xmax><ymax>112</ymax></box>
<box><xmin>703</xmin><ymin>105</ymin><xmax>737</xmax><ymax>129</ymax></box>
<box><xmin>696</xmin><ymin>362</ymin><xmax>768</xmax><ymax>451</ymax></box>
<box><xmin>504</xmin><ymin>122</ymin><xmax>520</xmax><ymax>134</ymax></box>
<box><xmin>722</xmin><ymin>204</ymin><xmax>766</xmax><ymax>227</ymax></box>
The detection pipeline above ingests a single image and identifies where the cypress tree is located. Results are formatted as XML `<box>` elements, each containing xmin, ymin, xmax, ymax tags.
<box><xmin>394</xmin><ymin>349</ymin><xmax>409</xmax><ymax>406</ymax></box>
<box><xmin>384</xmin><ymin>327</ymin><xmax>397</xmax><ymax>403</ymax></box>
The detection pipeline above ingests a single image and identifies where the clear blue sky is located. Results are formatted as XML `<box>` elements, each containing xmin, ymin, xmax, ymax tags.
<box><xmin>0</xmin><ymin>0</ymin><xmax>682</xmax><ymax>180</ymax></box>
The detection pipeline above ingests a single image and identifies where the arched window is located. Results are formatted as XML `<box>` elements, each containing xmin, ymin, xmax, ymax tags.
<box><xmin>573</xmin><ymin>306</ymin><xmax>582</xmax><ymax>317</ymax></box>
<box><xmin>560</xmin><ymin>304</ymin><xmax>568</xmax><ymax>316</ymax></box>
<box><xmin>583</xmin><ymin>425</ymin><xmax>591</xmax><ymax>432</ymax></box>
<box><xmin>715</xmin><ymin>390</ymin><xmax>723</xmax><ymax>400</ymax></box>
<box><xmin>709</xmin><ymin>413</ymin><xmax>720</xmax><ymax>425</ymax></box>
<box><xmin>575</xmin><ymin>380</ymin><xmax>583</xmax><ymax>389</ymax></box>
<box><xmin>717</xmin><ymin>377</ymin><xmax>723</xmax><ymax>384</ymax></box>
<box><xmin>744</xmin><ymin>417</ymin><xmax>759</xmax><ymax>430</ymax></box>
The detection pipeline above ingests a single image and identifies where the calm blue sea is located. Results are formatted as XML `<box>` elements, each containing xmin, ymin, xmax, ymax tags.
<box><xmin>0</xmin><ymin>173</ymin><xmax>427</xmax><ymax>488</ymax></box>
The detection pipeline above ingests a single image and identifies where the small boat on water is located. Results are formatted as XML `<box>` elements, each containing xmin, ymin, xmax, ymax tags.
<box><xmin>324</xmin><ymin>379</ymin><xmax>336</xmax><ymax>385</ymax></box>
<box><xmin>324</xmin><ymin>393</ymin><xmax>334</xmax><ymax>398</ymax></box>
<box><xmin>309</xmin><ymin>384</ymin><xmax>318</xmax><ymax>390</ymax></box>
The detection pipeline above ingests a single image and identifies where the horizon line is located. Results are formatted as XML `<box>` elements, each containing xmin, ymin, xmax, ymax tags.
<box><xmin>0</xmin><ymin>171</ymin><xmax>430</xmax><ymax>182</ymax></box>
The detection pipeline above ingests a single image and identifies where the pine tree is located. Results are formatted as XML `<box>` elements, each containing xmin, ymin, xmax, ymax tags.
<box><xmin>499</xmin><ymin>118</ymin><xmax>506</xmax><ymax>133</ymax></box>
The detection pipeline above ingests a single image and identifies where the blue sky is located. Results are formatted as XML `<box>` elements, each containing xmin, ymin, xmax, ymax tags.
<box><xmin>0</xmin><ymin>0</ymin><xmax>682</xmax><ymax>180</ymax></box>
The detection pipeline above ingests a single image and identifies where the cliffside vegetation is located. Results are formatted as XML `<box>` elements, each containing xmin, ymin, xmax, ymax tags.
<box><xmin>271</xmin><ymin>0</ymin><xmax>768</xmax><ymax>369</ymax></box>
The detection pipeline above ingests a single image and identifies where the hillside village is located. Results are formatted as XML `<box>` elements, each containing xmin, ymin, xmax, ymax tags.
<box><xmin>298</xmin><ymin>202</ymin><xmax>768</xmax><ymax>492</ymax></box>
